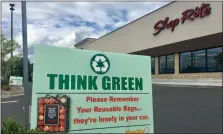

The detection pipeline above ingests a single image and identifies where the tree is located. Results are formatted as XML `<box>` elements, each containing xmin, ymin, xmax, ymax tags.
<box><xmin>1</xmin><ymin>34</ymin><xmax>21</xmax><ymax>79</ymax></box>
<box><xmin>1</xmin><ymin>34</ymin><xmax>33</xmax><ymax>82</ymax></box>
<box><xmin>1</xmin><ymin>34</ymin><xmax>20</xmax><ymax>60</ymax></box>
<box><xmin>7</xmin><ymin>57</ymin><xmax>33</xmax><ymax>82</ymax></box>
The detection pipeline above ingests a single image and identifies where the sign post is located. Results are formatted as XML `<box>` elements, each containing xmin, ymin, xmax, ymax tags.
<box><xmin>30</xmin><ymin>45</ymin><xmax>154</xmax><ymax>133</ymax></box>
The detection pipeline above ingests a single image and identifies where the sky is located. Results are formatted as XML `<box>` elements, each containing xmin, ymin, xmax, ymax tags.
<box><xmin>2</xmin><ymin>2</ymin><xmax>170</xmax><ymax>63</ymax></box>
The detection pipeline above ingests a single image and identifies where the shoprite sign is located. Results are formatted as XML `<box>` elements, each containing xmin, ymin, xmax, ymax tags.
<box><xmin>153</xmin><ymin>3</ymin><xmax>211</xmax><ymax>35</ymax></box>
<box><xmin>30</xmin><ymin>45</ymin><xmax>154</xmax><ymax>133</ymax></box>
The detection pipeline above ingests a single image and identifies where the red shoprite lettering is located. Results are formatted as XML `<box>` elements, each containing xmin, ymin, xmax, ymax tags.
<box><xmin>153</xmin><ymin>17</ymin><xmax>180</xmax><ymax>35</ymax></box>
<box><xmin>181</xmin><ymin>3</ymin><xmax>211</xmax><ymax>23</ymax></box>
<box><xmin>153</xmin><ymin>3</ymin><xmax>211</xmax><ymax>35</ymax></box>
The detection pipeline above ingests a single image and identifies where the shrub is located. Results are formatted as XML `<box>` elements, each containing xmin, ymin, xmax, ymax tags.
<box><xmin>1</xmin><ymin>79</ymin><xmax>9</xmax><ymax>87</ymax></box>
<box><xmin>1</xmin><ymin>117</ymin><xmax>21</xmax><ymax>134</ymax></box>
<box><xmin>1</xmin><ymin>117</ymin><xmax>41</xmax><ymax>134</ymax></box>
<box><xmin>2</xmin><ymin>85</ymin><xmax>11</xmax><ymax>91</ymax></box>
<box><xmin>1</xmin><ymin>79</ymin><xmax>11</xmax><ymax>91</ymax></box>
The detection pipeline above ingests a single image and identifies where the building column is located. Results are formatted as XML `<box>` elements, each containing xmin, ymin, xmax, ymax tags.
<box><xmin>155</xmin><ymin>57</ymin><xmax>159</xmax><ymax>75</ymax></box>
<box><xmin>175</xmin><ymin>53</ymin><xmax>179</xmax><ymax>74</ymax></box>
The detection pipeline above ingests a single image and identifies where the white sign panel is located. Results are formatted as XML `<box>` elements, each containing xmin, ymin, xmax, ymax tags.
<box><xmin>9</xmin><ymin>76</ymin><xmax>23</xmax><ymax>86</ymax></box>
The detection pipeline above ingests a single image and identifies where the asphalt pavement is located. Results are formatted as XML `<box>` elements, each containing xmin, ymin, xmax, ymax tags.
<box><xmin>1</xmin><ymin>85</ymin><xmax>222</xmax><ymax>133</ymax></box>
<box><xmin>1</xmin><ymin>95</ymin><xmax>25</xmax><ymax>126</ymax></box>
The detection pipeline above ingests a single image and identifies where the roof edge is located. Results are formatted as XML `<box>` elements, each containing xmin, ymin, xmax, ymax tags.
<box><xmin>90</xmin><ymin>1</ymin><xmax>175</xmax><ymax>44</ymax></box>
<box><xmin>129</xmin><ymin>32</ymin><xmax>223</xmax><ymax>55</ymax></box>
<box><xmin>74</xmin><ymin>38</ymin><xmax>96</xmax><ymax>47</ymax></box>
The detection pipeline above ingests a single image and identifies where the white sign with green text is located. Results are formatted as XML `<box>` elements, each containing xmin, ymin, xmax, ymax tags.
<box><xmin>9</xmin><ymin>76</ymin><xmax>23</xmax><ymax>86</ymax></box>
<box><xmin>31</xmin><ymin>45</ymin><xmax>154</xmax><ymax>133</ymax></box>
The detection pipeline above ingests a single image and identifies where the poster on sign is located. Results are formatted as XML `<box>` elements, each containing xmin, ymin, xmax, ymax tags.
<box><xmin>30</xmin><ymin>45</ymin><xmax>154</xmax><ymax>133</ymax></box>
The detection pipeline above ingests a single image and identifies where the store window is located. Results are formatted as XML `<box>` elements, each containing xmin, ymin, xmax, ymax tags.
<box><xmin>207</xmin><ymin>47</ymin><xmax>222</xmax><ymax>72</ymax></box>
<box><xmin>158</xmin><ymin>54</ymin><xmax>175</xmax><ymax>74</ymax></box>
<box><xmin>151</xmin><ymin>57</ymin><xmax>155</xmax><ymax>74</ymax></box>
<box><xmin>180</xmin><ymin>47</ymin><xmax>222</xmax><ymax>73</ymax></box>
<box><xmin>192</xmin><ymin>49</ymin><xmax>206</xmax><ymax>72</ymax></box>
<box><xmin>159</xmin><ymin>56</ymin><xmax>166</xmax><ymax>74</ymax></box>
<box><xmin>167</xmin><ymin>55</ymin><xmax>175</xmax><ymax>73</ymax></box>
<box><xmin>180</xmin><ymin>52</ymin><xmax>192</xmax><ymax>73</ymax></box>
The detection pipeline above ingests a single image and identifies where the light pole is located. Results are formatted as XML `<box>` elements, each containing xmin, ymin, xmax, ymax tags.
<box><xmin>21</xmin><ymin>1</ymin><xmax>29</xmax><ymax>128</ymax></box>
<box><xmin>10</xmin><ymin>3</ymin><xmax>15</xmax><ymax>76</ymax></box>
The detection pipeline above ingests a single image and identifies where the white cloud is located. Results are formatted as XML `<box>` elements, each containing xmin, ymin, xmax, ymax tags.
<box><xmin>54</xmin><ymin>33</ymin><xmax>76</xmax><ymax>48</ymax></box>
<box><xmin>2</xmin><ymin>2</ymin><xmax>170</xmax><ymax>61</ymax></box>
<box><xmin>113</xmin><ymin>21</ymin><xmax>127</xmax><ymax>28</ymax></box>
<box><xmin>28</xmin><ymin>55</ymin><xmax>34</xmax><ymax>63</ymax></box>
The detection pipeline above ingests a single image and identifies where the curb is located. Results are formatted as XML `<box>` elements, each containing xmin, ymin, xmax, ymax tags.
<box><xmin>152</xmin><ymin>84</ymin><xmax>223</xmax><ymax>88</ymax></box>
<box><xmin>152</xmin><ymin>79</ymin><xmax>222</xmax><ymax>87</ymax></box>
<box><xmin>1</xmin><ymin>93</ymin><xmax>24</xmax><ymax>99</ymax></box>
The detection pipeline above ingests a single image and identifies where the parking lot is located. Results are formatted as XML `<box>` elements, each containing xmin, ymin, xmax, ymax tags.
<box><xmin>153</xmin><ymin>85</ymin><xmax>222</xmax><ymax>133</ymax></box>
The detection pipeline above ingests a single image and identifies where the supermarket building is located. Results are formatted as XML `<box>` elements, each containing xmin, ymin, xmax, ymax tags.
<box><xmin>74</xmin><ymin>1</ymin><xmax>222</xmax><ymax>86</ymax></box>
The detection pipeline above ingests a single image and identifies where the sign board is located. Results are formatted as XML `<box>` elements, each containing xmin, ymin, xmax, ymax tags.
<box><xmin>44</xmin><ymin>104</ymin><xmax>60</xmax><ymax>125</ymax></box>
<box><xmin>30</xmin><ymin>45</ymin><xmax>154</xmax><ymax>133</ymax></box>
<box><xmin>153</xmin><ymin>3</ymin><xmax>211</xmax><ymax>35</ymax></box>
<box><xmin>37</xmin><ymin>94</ymin><xmax>70</xmax><ymax>132</ymax></box>
<box><xmin>9</xmin><ymin>76</ymin><xmax>23</xmax><ymax>86</ymax></box>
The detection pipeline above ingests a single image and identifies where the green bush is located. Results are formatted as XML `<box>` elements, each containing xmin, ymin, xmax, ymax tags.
<box><xmin>1</xmin><ymin>117</ymin><xmax>41</xmax><ymax>134</ymax></box>
<box><xmin>1</xmin><ymin>79</ymin><xmax>9</xmax><ymax>87</ymax></box>
<box><xmin>1</xmin><ymin>117</ymin><xmax>20</xmax><ymax>134</ymax></box>
<box><xmin>2</xmin><ymin>85</ymin><xmax>11</xmax><ymax>91</ymax></box>
<box><xmin>1</xmin><ymin>79</ymin><xmax>11</xmax><ymax>91</ymax></box>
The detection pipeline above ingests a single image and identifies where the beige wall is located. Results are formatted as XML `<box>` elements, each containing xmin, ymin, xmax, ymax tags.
<box><xmin>79</xmin><ymin>1</ymin><xmax>222</xmax><ymax>54</ymax></box>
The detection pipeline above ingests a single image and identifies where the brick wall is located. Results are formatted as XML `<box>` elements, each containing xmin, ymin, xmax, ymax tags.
<box><xmin>152</xmin><ymin>54</ymin><xmax>222</xmax><ymax>80</ymax></box>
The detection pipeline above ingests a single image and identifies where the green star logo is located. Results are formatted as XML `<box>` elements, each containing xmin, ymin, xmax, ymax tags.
<box><xmin>90</xmin><ymin>54</ymin><xmax>110</xmax><ymax>74</ymax></box>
